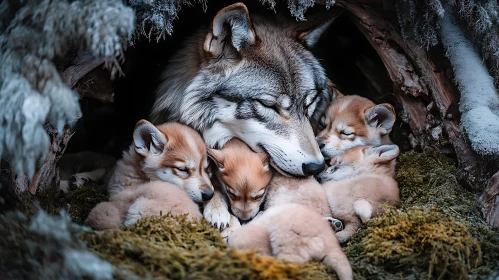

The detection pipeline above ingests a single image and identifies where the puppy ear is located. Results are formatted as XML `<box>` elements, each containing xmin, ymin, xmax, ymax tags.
<box><xmin>133</xmin><ymin>120</ymin><xmax>167</xmax><ymax>157</ymax></box>
<box><xmin>207</xmin><ymin>149</ymin><xmax>225</xmax><ymax>171</ymax></box>
<box><xmin>365</xmin><ymin>145</ymin><xmax>400</xmax><ymax>163</ymax></box>
<box><xmin>328</xmin><ymin>79</ymin><xmax>345</xmax><ymax>99</ymax></box>
<box><xmin>203</xmin><ymin>2</ymin><xmax>257</xmax><ymax>57</ymax></box>
<box><xmin>364</xmin><ymin>103</ymin><xmax>396</xmax><ymax>135</ymax></box>
<box><xmin>258</xmin><ymin>152</ymin><xmax>270</xmax><ymax>172</ymax></box>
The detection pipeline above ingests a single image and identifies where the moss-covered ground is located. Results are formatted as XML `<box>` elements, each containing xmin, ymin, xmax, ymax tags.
<box><xmin>1</xmin><ymin>150</ymin><xmax>498</xmax><ymax>279</ymax></box>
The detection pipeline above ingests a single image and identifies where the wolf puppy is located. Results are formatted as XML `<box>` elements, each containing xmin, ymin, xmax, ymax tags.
<box><xmin>316</xmin><ymin>94</ymin><xmax>396</xmax><ymax>160</ymax></box>
<box><xmin>150</xmin><ymin>2</ymin><xmax>340</xmax><ymax>177</ymax></box>
<box><xmin>228</xmin><ymin>203</ymin><xmax>353</xmax><ymax>280</ymax></box>
<box><xmin>318</xmin><ymin>145</ymin><xmax>401</xmax><ymax>243</ymax></box>
<box><xmin>206</xmin><ymin>138</ymin><xmax>273</xmax><ymax>230</ymax></box>
<box><xmin>107</xmin><ymin>119</ymin><xmax>213</xmax><ymax>202</ymax></box>
<box><xmin>85</xmin><ymin>181</ymin><xmax>202</xmax><ymax>230</ymax></box>
<box><xmin>263</xmin><ymin>174</ymin><xmax>343</xmax><ymax>231</ymax></box>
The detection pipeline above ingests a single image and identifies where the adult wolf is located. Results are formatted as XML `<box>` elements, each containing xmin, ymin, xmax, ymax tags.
<box><xmin>150</xmin><ymin>2</ymin><xmax>336</xmax><ymax>177</ymax></box>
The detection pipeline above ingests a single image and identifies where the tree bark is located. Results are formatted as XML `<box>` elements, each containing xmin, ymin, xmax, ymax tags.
<box><xmin>332</xmin><ymin>0</ymin><xmax>488</xmax><ymax>190</ymax></box>
<box><xmin>13</xmin><ymin>124</ymin><xmax>73</xmax><ymax>194</ymax></box>
<box><xmin>480</xmin><ymin>170</ymin><xmax>499</xmax><ymax>228</ymax></box>
<box><xmin>12</xmin><ymin>52</ymin><xmax>114</xmax><ymax>194</ymax></box>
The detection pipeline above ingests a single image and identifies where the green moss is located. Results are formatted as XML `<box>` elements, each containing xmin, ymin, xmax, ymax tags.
<box><xmin>393</xmin><ymin>150</ymin><xmax>499</xmax><ymax>278</ymax></box>
<box><xmin>396</xmin><ymin>150</ymin><xmax>480</xmax><ymax>218</ymax></box>
<box><xmin>18</xmin><ymin>183</ymin><xmax>108</xmax><ymax>224</ymax></box>
<box><xmin>4</xmin><ymin>150</ymin><xmax>498</xmax><ymax>279</ymax></box>
<box><xmin>82</xmin><ymin>213</ymin><xmax>334</xmax><ymax>280</ymax></box>
<box><xmin>345</xmin><ymin>206</ymin><xmax>482</xmax><ymax>280</ymax></box>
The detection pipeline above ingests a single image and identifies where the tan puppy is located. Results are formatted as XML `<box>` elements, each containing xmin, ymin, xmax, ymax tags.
<box><xmin>227</xmin><ymin>203</ymin><xmax>353</xmax><ymax>280</ymax></box>
<box><xmin>107</xmin><ymin>119</ymin><xmax>213</xmax><ymax>203</ymax></box>
<box><xmin>262</xmin><ymin>174</ymin><xmax>343</xmax><ymax>231</ymax></box>
<box><xmin>85</xmin><ymin>181</ymin><xmax>202</xmax><ymax>230</ymax></box>
<box><xmin>316</xmin><ymin>94</ymin><xmax>396</xmax><ymax>159</ymax></box>
<box><xmin>319</xmin><ymin>144</ymin><xmax>401</xmax><ymax>244</ymax></box>
<box><xmin>205</xmin><ymin>138</ymin><xmax>273</xmax><ymax>226</ymax></box>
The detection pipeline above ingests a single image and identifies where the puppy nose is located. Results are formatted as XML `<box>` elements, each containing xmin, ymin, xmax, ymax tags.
<box><xmin>317</xmin><ymin>139</ymin><xmax>325</xmax><ymax>149</ymax></box>
<box><xmin>201</xmin><ymin>188</ymin><xmax>214</xmax><ymax>201</ymax></box>
<box><xmin>302</xmin><ymin>160</ymin><xmax>326</xmax><ymax>176</ymax></box>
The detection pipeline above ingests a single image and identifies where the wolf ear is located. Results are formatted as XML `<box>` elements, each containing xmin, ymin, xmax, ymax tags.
<box><xmin>289</xmin><ymin>8</ymin><xmax>342</xmax><ymax>48</ymax></box>
<box><xmin>258</xmin><ymin>152</ymin><xmax>270</xmax><ymax>172</ymax></box>
<box><xmin>364</xmin><ymin>103</ymin><xmax>396</xmax><ymax>135</ymax></box>
<box><xmin>365</xmin><ymin>145</ymin><xmax>400</xmax><ymax>163</ymax></box>
<box><xmin>207</xmin><ymin>149</ymin><xmax>225</xmax><ymax>171</ymax></box>
<box><xmin>203</xmin><ymin>2</ymin><xmax>256</xmax><ymax>57</ymax></box>
<box><xmin>133</xmin><ymin>120</ymin><xmax>167</xmax><ymax>157</ymax></box>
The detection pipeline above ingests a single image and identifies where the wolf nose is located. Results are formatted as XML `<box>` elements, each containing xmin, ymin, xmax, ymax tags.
<box><xmin>317</xmin><ymin>139</ymin><xmax>325</xmax><ymax>149</ymax></box>
<box><xmin>302</xmin><ymin>160</ymin><xmax>326</xmax><ymax>176</ymax></box>
<box><xmin>201</xmin><ymin>189</ymin><xmax>214</xmax><ymax>201</ymax></box>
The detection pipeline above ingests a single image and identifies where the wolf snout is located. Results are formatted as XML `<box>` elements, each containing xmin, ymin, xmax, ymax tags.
<box><xmin>302</xmin><ymin>160</ymin><xmax>326</xmax><ymax>176</ymax></box>
<box><xmin>200</xmin><ymin>186</ymin><xmax>214</xmax><ymax>201</ymax></box>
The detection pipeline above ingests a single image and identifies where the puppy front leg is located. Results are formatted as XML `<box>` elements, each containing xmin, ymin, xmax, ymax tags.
<box><xmin>203</xmin><ymin>189</ymin><xmax>231</xmax><ymax>230</ymax></box>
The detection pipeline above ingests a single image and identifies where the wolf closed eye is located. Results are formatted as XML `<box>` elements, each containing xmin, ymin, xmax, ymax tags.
<box><xmin>150</xmin><ymin>2</ymin><xmax>340</xmax><ymax>177</ymax></box>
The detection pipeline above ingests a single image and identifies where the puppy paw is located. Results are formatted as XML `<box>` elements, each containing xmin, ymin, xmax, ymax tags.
<box><xmin>221</xmin><ymin>215</ymin><xmax>242</xmax><ymax>241</ymax></box>
<box><xmin>203</xmin><ymin>203</ymin><xmax>232</xmax><ymax>231</ymax></box>
<box><xmin>69</xmin><ymin>174</ymin><xmax>90</xmax><ymax>190</ymax></box>
<box><xmin>335</xmin><ymin>231</ymin><xmax>351</xmax><ymax>244</ymax></box>
<box><xmin>324</xmin><ymin>217</ymin><xmax>344</xmax><ymax>232</ymax></box>
<box><xmin>123</xmin><ymin>203</ymin><xmax>143</xmax><ymax>227</ymax></box>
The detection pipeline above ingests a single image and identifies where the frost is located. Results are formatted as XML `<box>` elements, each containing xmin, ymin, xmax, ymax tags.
<box><xmin>0</xmin><ymin>209</ymin><xmax>115</xmax><ymax>279</ymax></box>
<box><xmin>395</xmin><ymin>0</ymin><xmax>499</xmax><ymax>88</ymax></box>
<box><xmin>128</xmin><ymin>0</ymin><xmax>207</xmax><ymax>41</ymax></box>
<box><xmin>395</xmin><ymin>0</ymin><xmax>445</xmax><ymax>50</ymax></box>
<box><xmin>63</xmin><ymin>250</ymin><xmax>115</xmax><ymax>280</ymax></box>
<box><xmin>439</xmin><ymin>4</ymin><xmax>499</xmax><ymax>155</ymax></box>
<box><xmin>287</xmin><ymin>0</ymin><xmax>316</xmax><ymax>20</ymax></box>
<box><xmin>0</xmin><ymin>0</ymin><xmax>135</xmax><ymax>180</ymax></box>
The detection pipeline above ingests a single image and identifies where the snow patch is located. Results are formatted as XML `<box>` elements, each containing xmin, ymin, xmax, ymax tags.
<box><xmin>439</xmin><ymin>4</ymin><xmax>499</xmax><ymax>155</ymax></box>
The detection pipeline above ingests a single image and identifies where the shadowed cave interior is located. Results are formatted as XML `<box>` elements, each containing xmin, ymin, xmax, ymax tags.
<box><xmin>63</xmin><ymin>2</ymin><xmax>414</xmax><ymax>161</ymax></box>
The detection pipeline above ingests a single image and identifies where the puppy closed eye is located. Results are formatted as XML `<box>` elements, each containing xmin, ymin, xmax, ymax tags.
<box><xmin>174</xmin><ymin>167</ymin><xmax>190</xmax><ymax>176</ymax></box>
<box><xmin>340</xmin><ymin>130</ymin><xmax>355</xmax><ymax>139</ymax></box>
<box><xmin>226</xmin><ymin>189</ymin><xmax>238</xmax><ymax>200</ymax></box>
<box><xmin>252</xmin><ymin>190</ymin><xmax>266</xmax><ymax>200</ymax></box>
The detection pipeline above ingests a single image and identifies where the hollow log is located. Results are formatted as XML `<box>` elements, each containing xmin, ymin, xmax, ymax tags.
<box><xmin>333</xmin><ymin>0</ymin><xmax>488</xmax><ymax>191</ymax></box>
<box><xmin>480</xmin><ymin>171</ymin><xmax>499</xmax><ymax>228</ymax></box>
<box><xmin>13</xmin><ymin>124</ymin><xmax>73</xmax><ymax>194</ymax></box>
<box><xmin>12</xmin><ymin>53</ymin><xmax>115</xmax><ymax>194</ymax></box>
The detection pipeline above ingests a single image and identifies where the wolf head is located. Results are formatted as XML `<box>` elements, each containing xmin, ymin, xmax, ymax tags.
<box><xmin>316</xmin><ymin>95</ymin><xmax>396</xmax><ymax>160</ymax></box>
<box><xmin>132</xmin><ymin>120</ymin><xmax>214</xmax><ymax>202</ymax></box>
<box><xmin>208</xmin><ymin>138</ymin><xmax>273</xmax><ymax>221</ymax></box>
<box><xmin>316</xmin><ymin>144</ymin><xmax>399</xmax><ymax>183</ymax></box>
<box><xmin>151</xmin><ymin>3</ymin><xmax>339</xmax><ymax>177</ymax></box>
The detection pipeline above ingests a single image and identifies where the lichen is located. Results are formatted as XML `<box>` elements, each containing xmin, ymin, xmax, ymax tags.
<box><xmin>0</xmin><ymin>209</ymin><xmax>117</xmax><ymax>279</ymax></box>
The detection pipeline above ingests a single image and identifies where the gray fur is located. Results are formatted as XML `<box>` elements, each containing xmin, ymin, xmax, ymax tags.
<box><xmin>150</xmin><ymin>4</ymin><xmax>332</xmax><ymax>176</ymax></box>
